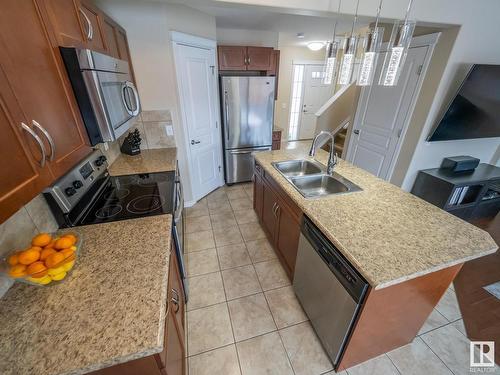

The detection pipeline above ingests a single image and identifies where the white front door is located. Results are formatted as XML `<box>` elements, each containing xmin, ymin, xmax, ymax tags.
<box><xmin>175</xmin><ymin>43</ymin><xmax>222</xmax><ymax>200</ymax></box>
<box><xmin>289</xmin><ymin>64</ymin><xmax>331</xmax><ymax>140</ymax></box>
<box><xmin>346</xmin><ymin>46</ymin><xmax>429</xmax><ymax>180</ymax></box>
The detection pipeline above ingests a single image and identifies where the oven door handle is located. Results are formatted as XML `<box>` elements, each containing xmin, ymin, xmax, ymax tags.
<box><xmin>174</xmin><ymin>180</ymin><xmax>184</xmax><ymax>223</ymax></box>
<box><xmin>121</xmin><ymin>81</ymin><xmax>140</xmax><ymax>116</ymax></box>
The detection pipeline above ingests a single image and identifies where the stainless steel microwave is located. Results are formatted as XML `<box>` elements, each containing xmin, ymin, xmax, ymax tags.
<box><xmin>60</xmin><ymin>47</ymin><xmax>140</xmax><ymax>145</ymax></box>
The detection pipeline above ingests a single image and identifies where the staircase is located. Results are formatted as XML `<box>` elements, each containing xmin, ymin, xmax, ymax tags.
<box><xmin>321</xmin><ymin>123</ymin><xmax>349</xmax><ymax>157</ymax></box>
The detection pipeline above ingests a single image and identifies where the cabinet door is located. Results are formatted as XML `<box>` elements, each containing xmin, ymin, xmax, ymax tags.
<box><xmin>164</xmin><ymin>307</ymin><xmax>185</xmax><ymax>375</ymax></box>
<box><xmin>253</xmin><ymin>170</ymin><xmax>264</xmax><ymax>220</ymax></box>
<box><xmin>102</xmin><ymin>17</ymin><xmax>120</xmax><ymax>59</ymax></box>
<box><xmin>43</xmin><ymin>0</ymin><xmax>86</xmax><ymax>47</ymax></box>
<box><xmin>246</xmin><ymin>47</ymin><xmax>274</xmax><ymax>71</ymax></box>
<box><xmin>0</xmin><ymin>1</ymin><xmax>92</xmax><ymax>180</ymax></box>
<box><xmin>275</xmin><ymin>199</ymin><xmax>301</xmax><ymax>276</ymax></box>
<box><xmin>0</xmin><ymin>71</ymin><xmax>54</xmax><ymax>224</ymax></box>
<box><xmin>261</xmin><ymin>181</ymin><xmax>279</xmax><ymax>241</ymax></box>
<box><xmin>78</xmin><ymin>1</ymin><xmax>106</xmax><ymax>52</ymax></box>
<box><xmin>218</xmin><ymin>46</ymin><xmax>247</xmax><ymax>71</ymax></box>
<box><xmin>116</xmin><ymin>28</ymin><xmax>136</xmax><ymax>83</ymax></box>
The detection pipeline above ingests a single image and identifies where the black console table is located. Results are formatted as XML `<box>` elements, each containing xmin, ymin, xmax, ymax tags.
<box><xmin>411</xmin><ymin>163</ymin><xmax>500</xmax><ymax>220</ymax></box>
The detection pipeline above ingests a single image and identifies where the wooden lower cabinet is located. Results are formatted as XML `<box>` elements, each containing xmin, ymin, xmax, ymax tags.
<box><xmin>254</xmin><ymin>162</ymin><xmax>302</xmax><ymax>278</ymax></box>
<box><xmin>90</xmin><ymin>249</ymin><xmax>186</xmax><ymax>375</ymax></box>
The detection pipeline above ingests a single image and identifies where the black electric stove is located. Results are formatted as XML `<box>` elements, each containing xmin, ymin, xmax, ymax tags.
<box><xmin>79</xmin><ymin>172</ymin><xmax>175</xmax><ymax>225</ymax></box>
<box><xmin>44</xmin><ymin>150</ymin><xmax>176</xmax><ymax>228</ymax></box>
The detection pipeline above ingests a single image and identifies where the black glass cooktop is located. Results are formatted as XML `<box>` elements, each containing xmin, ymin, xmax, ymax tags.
<box><xmin>78</xmin><ymin>172</ymin><xmax>175</xmax><ymax>225</ymax></box>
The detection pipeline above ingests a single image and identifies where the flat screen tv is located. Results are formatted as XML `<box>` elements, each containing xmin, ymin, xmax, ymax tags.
<box><xmin>427</xmin><ymin>64</ymin><xmax>500</xmax><ymax>142</ymax></box>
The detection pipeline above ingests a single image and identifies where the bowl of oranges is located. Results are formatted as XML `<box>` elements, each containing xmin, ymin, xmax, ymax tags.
<box><xmin>1</xmin><ymin>232</ymin><xmax>81</xmax><ymax>286</ymax></box>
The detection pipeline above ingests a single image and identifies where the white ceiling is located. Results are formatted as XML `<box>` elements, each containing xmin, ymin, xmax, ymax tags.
<box><xmin>168</xmin><ymin>0</ymin><xmax>374</xmax><ymax>46</ymax></box>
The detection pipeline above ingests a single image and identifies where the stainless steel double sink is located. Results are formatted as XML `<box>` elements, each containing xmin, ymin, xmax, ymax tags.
<box><xmin>271</xmin><ymin>159</ymin><xmax>362</xmax><ymax>198</ymax></box>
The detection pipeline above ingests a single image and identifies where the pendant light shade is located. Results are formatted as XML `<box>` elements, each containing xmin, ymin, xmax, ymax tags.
<box><xmin>357</xmin><ymin>27</ymin><xmax>384</xmax><ymax>86</ymax></box>
<box><xmin>338</xmin><ymin>35</ymin><xmax>359</xmax><ymax>85</ymax></box>
<box><xmin>323</xmin><ymin>0</ymin><xmax>342</xmax><ymax>85</ymax></box>
<box><xmin>379</xmin><ymin>0</ymin><xmax>416</xmax><ymax>86</ymax></box>
<box><xmin>338</xmin><ymin>0</ymin><xmax>360</xmax><ymax>86</ymax></box>
<box><xmin>323</xmin><ymin>41</ymin><xmax>339</xmax><ymax>85</ymax></box>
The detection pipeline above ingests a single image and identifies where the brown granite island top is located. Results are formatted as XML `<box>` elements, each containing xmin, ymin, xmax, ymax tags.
<box><xmin>254</xmin><ymin>143</ymin><xmax>498</xmax><ymax>289</ymax></box>
<box><xmin>108</xmin><ymin>148</ymin><xmax>177</xmax><ymax>176</ymax></box>
<box><xmin>0</xmin><ymin>215</ymin><xmax>172</xmax><ymax>375</ymax></box>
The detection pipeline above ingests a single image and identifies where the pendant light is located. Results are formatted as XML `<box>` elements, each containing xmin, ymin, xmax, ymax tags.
<box><xmin>379</xmin><ymin>0</ymin><xmax>416</xmax><ymax>86</ymax></box>
<box><xmin>322</xmin><ymin>0</ymin><xmax>342</xmax><ymax>85</ymax></box>
<box><xmin>357</xmin><ymin>0</ymin><xmax>384</xmax><ymax>86</ymax></box>
<box><xmin>338</xmin><ymin>0</ymin><xmax>360</xmax><ymax>85</ymax></box>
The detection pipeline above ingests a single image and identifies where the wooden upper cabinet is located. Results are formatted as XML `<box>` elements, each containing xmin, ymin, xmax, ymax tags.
<box><xmin>246</xmin><ymin>47</ymin><xmax>274</xmax><ymax>71</ymax></box>
<box><xmin>0</xmin><ymin>1</ymin><xmax>91</xmax><ymax>181</ymax></box>
<box><xmin>43</xmin><ymin>0</ymin><xmax>86</xmax><ymax>47</ymax></box>
<box><xmin>77</xmin><ymin>0</ymin><xmax>106</xmax><ymax>52</ymax></box>
<box><xmin>102</xmin><ymin>17</ymin><xmax>120</xmax><ymax>59</ymax></box>
<box><xmin>0</xmin><ymin>70</ymin><xmax>54</xmax><ymax>223</ymax></box>
<box><xmin>115</xmin><ymin>27</ymin><xmax>136</xmax><ymax>83</ymax></box>
<box><xmin>218</xmin><ymin>46</ymin><xmax>247</xmax><ymax>71</ymax></box>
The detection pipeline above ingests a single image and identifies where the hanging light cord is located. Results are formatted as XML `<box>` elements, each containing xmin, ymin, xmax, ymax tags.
<box><xmin>350</xmin><ymin>0</ymin><xmax>360</xmax><ymax>36</ymax></box>
<box><xmin>331</xmin><ymin>0</ymin><xmax>342</xmax><ymax>42</ymax></box>
<box><xmin>374</xmin><ymin>0</ymin><xmax>383</xmax><ymax>31</ymax></box>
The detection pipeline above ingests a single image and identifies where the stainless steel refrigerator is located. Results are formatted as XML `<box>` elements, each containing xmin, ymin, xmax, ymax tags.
<box><xmin>221</xmin><ymin>76</ymin><xmax>275</xmax><ymax>184</ymax></box>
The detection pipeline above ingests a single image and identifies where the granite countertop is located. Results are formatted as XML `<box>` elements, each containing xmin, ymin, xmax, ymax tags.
<box><xmin>108</xmin><ymin>148</ymin><xmax>177</xmax><ymax>176</ymax></box>
<box><xmin>255</xmin><ymin>143</ymin><xmax>498</xmax><ymax>289</ymax></box>
<box><xmin>0</xmin><ymin>215</ymin><xmax>172</xmax><ymax>375</ymax></box>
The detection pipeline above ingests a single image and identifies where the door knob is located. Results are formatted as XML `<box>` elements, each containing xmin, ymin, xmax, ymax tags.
<box><xmin>191</xmin><ymin>140</ymin><xmax>201</xmax><ymax>145</ymax></box>
<box><xmin>353</xmin><ymin>129</ymin><xmax>360</xmax><ymax>135</ymax></box>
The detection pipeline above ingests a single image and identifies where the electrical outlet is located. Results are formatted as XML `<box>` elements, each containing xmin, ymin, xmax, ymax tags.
<box><xmin>165</xmin><ymin>124</ymin><xmax>174</xmax><ymax>136</ymax></box>
<box><xmin>103</xmin><ymin>142</ymin><xmax>109</xmax><ymax>151</ymax></box>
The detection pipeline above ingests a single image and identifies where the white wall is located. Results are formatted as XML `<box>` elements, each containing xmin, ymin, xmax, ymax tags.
<box><xmin>214</xmin><ymin>0</ymin><xmax>500</xmax><ymax>190</ymax></box>
<box><xmin>94</xmin><ymin>0</ymin><xmax>216</xmax><ymax>203</ymax></box>
<box><xmin>217</xmin><ymin>28</ymin><xmax>278</xmax><ymax>47</ymax></box>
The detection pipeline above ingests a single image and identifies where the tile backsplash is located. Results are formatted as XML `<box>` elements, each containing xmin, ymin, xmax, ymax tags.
<box><xmin>0</xmin><ymin>110</ymin><xmax>175</xmax><ymax>298</ymax></box>
<box><xmin>98</xmin><ymin>110</ymin><xmax>175</xmax><ymax>165</ymax></box>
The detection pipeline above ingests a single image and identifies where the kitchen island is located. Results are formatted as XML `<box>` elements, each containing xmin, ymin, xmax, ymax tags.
<box><xmin>253</xmin><ymin>143</ymin><xmax>497</xmax><ymax>370</ymax></box>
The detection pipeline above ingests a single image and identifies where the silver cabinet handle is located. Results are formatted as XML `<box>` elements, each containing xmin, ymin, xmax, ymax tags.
<box><xmin>121</xmin><ymin>81</ymin><xmax>140</xmax><ymax>116</ymax></box>
<box><xmin>171</xmin><ymin>288</ymin><xmax>180</xmax><ymax>313</ymax></box>
<box><xmin>191</xmin><ymin>140</ymin><xmax>201</xmax><ymax>145</ymax></box>
<box><xmin>272</xmin><ymin>202</ymin><xmax>279</xmax><ymax>218</ymax></box>
<box><xmin>21</xmin><ymin>122</ymin><xmax>46</xmax><ymax>168</ymax></box>
<box><xmin>224</xmin><ymin>91</ymin><xmax>230</xmax><ymax>142</ymax></box>
<box><xmin>79</xmin><ymin>8</ymin><xmax>93</xmax><ymax>41</ymax></box>
<box><xmin>247</xmin><ymin>56</ymin><xmax>251</xmax><ymax>65</ymax></box>
<box><xmin>32</xmin><ymin>120</ymin><xmax>55</xmax><ymax>162</ymax></box>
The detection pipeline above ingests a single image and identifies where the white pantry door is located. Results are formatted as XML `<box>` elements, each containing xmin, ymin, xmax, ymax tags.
<box><xmin>299</xmin><ymin>64</ymin><xmax>331</xmax><ymax>139</ymax></box>
<box><xmin>346</xmin><ymin>45</ymin><xmax>429</xmax><ymax>180</ymax></box>
<box><xmin>175</xmin><ymin>43</ymin><xmax>222</xmax><ymax>200</ymax></box>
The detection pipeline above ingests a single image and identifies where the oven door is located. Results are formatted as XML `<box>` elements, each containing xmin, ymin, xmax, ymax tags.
<box><xmin>173</xmin><ymin>168</ymin><xmax>188</xmax><ymax>300</ymax></box>
<box><xmin>83</xmin><ymin>70</ymin><xmax>140</xmax><ymax>141</ymax></box>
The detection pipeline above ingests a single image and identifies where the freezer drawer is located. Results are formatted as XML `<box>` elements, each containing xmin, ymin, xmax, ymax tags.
<box><xmin>224</xmin><ymin>146</ymin><xmax>271</xmax><ymax>184</ymax></box>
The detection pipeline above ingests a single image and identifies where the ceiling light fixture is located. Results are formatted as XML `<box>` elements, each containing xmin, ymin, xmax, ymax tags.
<box><xmin>357</xmin><ymin>0</ymin><xmax>384</xmax><ymax>86</ymax></box>
<box><xmin>322</xmin><ymin>0</ymin><xmax>342</xmax><ymax>85</ymax></box>
<box><xmin>338</xmin><ymin>0</ymin><xmax>360</xmax><ymax>85</ymax></box>
<box><xmin>307</xmin><ymin>41</ymin><xmax>326</xmax><ymax>51</ymax></box>
<box><xmin>379</xmin><ymin>0</ymin><xmax>416</xmax><ymax>86</ymax></box>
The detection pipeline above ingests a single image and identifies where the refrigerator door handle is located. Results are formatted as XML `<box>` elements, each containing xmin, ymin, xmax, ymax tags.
<box><xmin>229</xmin><ymin>150</ymin><xmax>253</xmax><ymax>155</ymax></box>
<box><xmin>224</xmin><ymin>91</ymin><xmax>230</xmax><ymax>142</ymax></box>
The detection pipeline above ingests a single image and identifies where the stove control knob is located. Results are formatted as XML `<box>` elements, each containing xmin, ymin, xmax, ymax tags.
<box><xmin>65</xmin><ymin>187</ymin><xmax>77</xmax><ymax>197</ymax></box>
<box><xmin>95</xmin><ymin>155</ymin><xmax>107</xmax><ymax>167</ymax></box>
<box><xmin>72</xmin><ymin>180</ymin><xmax>83</xmax><ymax>189</ymax></box>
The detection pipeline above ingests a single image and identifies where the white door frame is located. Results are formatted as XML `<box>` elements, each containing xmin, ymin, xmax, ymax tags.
<box><xmin>171</xmin><ymin>31</ymin><xmax>224</xmax><ymax>205</ymax></box>
<box><xmin>347</xmin><ymin>32</ymin><xmax>440</xmax><ymax>181</ymax></box>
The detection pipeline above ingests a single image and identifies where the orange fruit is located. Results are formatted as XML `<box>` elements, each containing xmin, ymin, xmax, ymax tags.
<box><xmin>18</xmin><ymin>248</ymin><xmax>41</xmax><ymax>265</ymax></box>
<box><xmin>40</xmin><ymin>248</ymin><xmax>57</xmax><ymax>261</ymax></box>
<box><xmin>63</xmin><ymin>234</ymin><xmax>78</xmax><ymax>243</ymax></box>
<box><xmin>26</xmin><ymin>261</ymin><xmax>48</xmax><ymax>278</ymax></box>
<box><xmin>31</xmin><ymin>233</ymin><xmax>52</xmax><ymax>247</ymax></box>
<box><xmin>60</xmin><ymin>247</ymin><xmax>75</xmax><ymax>259</ymax></box>
<box><xmin>45</xmin><ymin>251</ymin><xmax>65</xmax><ymax>268</ymax></box>
<box><xmin>9</xmin><ymin>264</ymin><xmax>27</xmax><ymax>278</ymax></box>
<box><xmin>7</xmin><ymin>253</ymin><xmax>19</xmax><ymax>266</ymax></box>
<box><xmin>54</xmin><ymin>237</ymin><xmax>75</xmax><ymax>250</ymax></box>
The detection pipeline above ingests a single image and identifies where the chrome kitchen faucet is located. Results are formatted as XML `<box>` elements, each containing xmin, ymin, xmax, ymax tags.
<box><xmin>309</xmin><ymin>131</ymin><xmax>337</xmax><ymax>175</ymax></box>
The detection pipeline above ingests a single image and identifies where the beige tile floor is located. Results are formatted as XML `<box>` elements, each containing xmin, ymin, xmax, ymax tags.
<box><xmin>185</xmin><ymin>183</ymin><xmax>499</xmax><ymax>375</ymax></box>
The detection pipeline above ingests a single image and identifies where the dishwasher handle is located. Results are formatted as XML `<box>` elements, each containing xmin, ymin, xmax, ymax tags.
<box><xmin>302</xmin><ymin>217</ymin><xmax>368</xmax><ymax>303</ymax></box>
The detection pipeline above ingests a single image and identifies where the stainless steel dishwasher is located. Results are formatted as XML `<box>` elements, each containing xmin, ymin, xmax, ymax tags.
<box><xmin>293</xmin><ymin>217</ymin><xmax>368</xmax><ymax>367</ymax></box>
